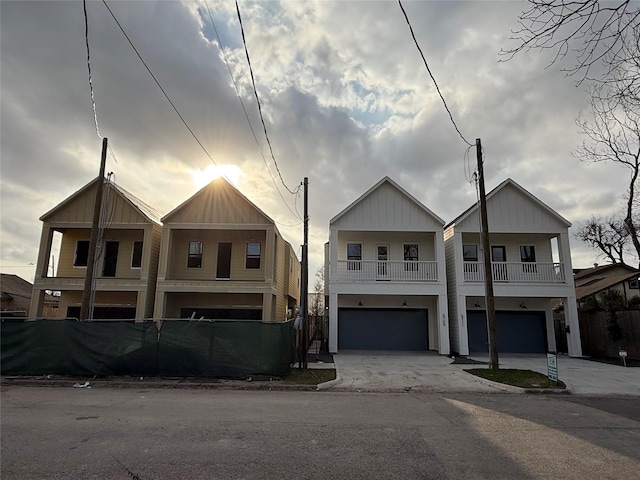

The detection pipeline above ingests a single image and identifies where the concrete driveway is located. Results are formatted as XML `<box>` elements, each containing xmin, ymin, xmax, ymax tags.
<box><xmin>330</xmin><ymin>351</ymin><xmax>502</xmax><ymax>393</ymax></box>
<box><xmin>330</xmin><ymin>352</ymin><xmax>640</xmax><ymax>395</ymax></box>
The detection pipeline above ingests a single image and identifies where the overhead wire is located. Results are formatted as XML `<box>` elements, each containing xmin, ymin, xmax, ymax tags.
<box><xmin>397</xmin><ymin>0</ymin><xmax>473</xmax><ymax>147</ymax></box>
<box><xmin>235</xmin><ymin>0</ymin><xmax>301</xmax><ymax>196</ymax></box>
<box><xmin>83</xmin><ymin>0</ymin><xmax>102</xmax><ymax>139</ymax></box>
<box><xmin>101</xmin><ymin>0</ymin><xmax>219</xmax><ymax>168</ymax></box>
<box><xmin>203</xmin><ymin>0</ymin><xmax>302</xmax><ymax>220</ymax></box>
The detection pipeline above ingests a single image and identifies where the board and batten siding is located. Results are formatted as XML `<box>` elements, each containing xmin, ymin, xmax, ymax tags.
<box><xmin>331</xmin><ymin>181</ymin><xmax>443</xmax><ymax>231</ymax></box>
<box><xmin>455</xmin><ymin>183</ymin><xmax>569</xmax><ymax>233</ymax></box>
<box><xmin>164</xmin><ymin>179</ymin><xmax>271</xmax><ymax>225</ymax></box>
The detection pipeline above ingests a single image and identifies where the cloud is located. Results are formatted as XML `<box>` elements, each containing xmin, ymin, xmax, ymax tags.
<box><xmin>1</xmin><ymin>0</ymin><xmax>634</xmax><ymax>283</ymax></box>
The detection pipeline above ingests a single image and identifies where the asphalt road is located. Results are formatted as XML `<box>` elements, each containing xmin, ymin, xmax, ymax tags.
<box><xmin>2</xmin><ymin>387</ymin><xmax>639</xmax><ymax>479</ymax></box>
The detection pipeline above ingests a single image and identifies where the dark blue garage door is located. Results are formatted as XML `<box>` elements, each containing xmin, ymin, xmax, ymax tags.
<box><xmin>467</xmin><ymin>310</ymin><xmax>547</xmax><ymax>353</ymax></box>
<box><xmin>338</xmin><ymin>308</ymin><xmax>428</xmax><ymax>351</ymax></box>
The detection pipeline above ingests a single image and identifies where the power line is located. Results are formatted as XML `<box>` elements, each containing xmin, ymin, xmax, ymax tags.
<box><xmin>397</xmin><ymin>0</ymin><xmax>473</xmax><ymax>147</ymax></box>
<box><xmin>101</xmin><ymin>0</ymin><xmax>218</xmax><ymax>167</ymax></box>
<box><xmin>204</xmin><ymin>0</ymin><xmax>302</xmax><ymax>220</ymax></box>
<box><xmin>235</xmin><ymin>0</ymin><xmax>300</xmax><ymax>196</ymax></box>
<box><xmin>83</xmin><ymin>0</ymin><xmax>102</xmax><ymax>139</ymax></box>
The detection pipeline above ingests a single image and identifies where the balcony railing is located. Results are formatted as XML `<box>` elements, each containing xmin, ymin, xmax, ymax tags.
<box><xmin>463</xmin><ymin>261</ymin><xmax>565</xmax><ymax>284</ymax></box>
<box><xmin>336</xmin><ymin>260</ymin><xmax>438</xmax><ymax>282</ymax></box>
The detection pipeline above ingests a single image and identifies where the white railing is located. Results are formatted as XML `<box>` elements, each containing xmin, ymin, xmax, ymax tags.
<box><xmin>463</xmin><ymin>261</ymin><xmax>565</xmax><ymax>284</ymax></box>
<box><xmin>336</xmin><ymin>260</ymin><xmax>438</xmax><ymax>282</ymax></box>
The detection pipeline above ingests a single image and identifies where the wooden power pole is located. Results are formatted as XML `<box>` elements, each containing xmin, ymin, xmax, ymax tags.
<box><xmin>476</xmin><ymin>138</ymin><xmax>499</xmax><ymax>370</ymax></box>
<box><xmin>300</xmin><ymin>177</ymin><xmax>309</xmax><ymax>369</ymax></box>
<box><xmin>80</xmin><ymin>137</ymin><xmax>108</xmax><ymax>321</ymax></box>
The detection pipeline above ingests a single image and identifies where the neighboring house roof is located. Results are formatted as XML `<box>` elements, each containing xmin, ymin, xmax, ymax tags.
<box><xmin>0</xmin><ymin>274</ymin><xmax>33</xmax><ymax>301</ymax></box>
<box><xmin>444</xmin><ymin>178</ymin><xmax>571</xmax><ymax>230</ymax></box>
<box><xmin>576</xmin><ymin>271</ymin><xmax>640</xmax><ymax>300</ymax></box>
<box><xmin>330</xmin><ymin>176</ymin><xmax>445</xmax><ymax>227</ymax></box>
<box><xmin>574</xmin><ymin>263</ymin><xmax>637</xmax><ymax>283</ymax></box>
<box><xmin>161</xmin><ymin>176</ymin><xmax>276</xmax><ymax>228</ymax></box>
<box><xmin>40</xmin><ymin>176</ymin><xmax>162</xmax><ymax>225</ymax></box>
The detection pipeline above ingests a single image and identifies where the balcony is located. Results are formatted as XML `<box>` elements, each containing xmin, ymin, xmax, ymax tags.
<box><xmin>336</xmin><ymin>260</ymin><xmax>438</xmax><ymax>282</ymax></box>
<box><xmin>463</xmin><ymin>262</ymin><xmax>565</xmax><ymax>284</ymax></box>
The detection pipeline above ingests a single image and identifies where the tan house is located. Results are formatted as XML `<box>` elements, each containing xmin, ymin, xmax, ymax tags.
<box><xmin>574</xmin><ymin>264</ymin><xmax>640</xmax><ymax>305</ymax></box>
<box><xmin>1</xmin><ymin>274</ymin><xmax>33</xmax><ymax>317</ymax></box>
<box><xmin>29</xmin><ymin>177</ymin><xmax>162</xmax><ymax>319</ymax></box>
<box><xmin>153</xmin><ymin>177</ymin><xmax>300</xmax><ymax>322</ymax></box>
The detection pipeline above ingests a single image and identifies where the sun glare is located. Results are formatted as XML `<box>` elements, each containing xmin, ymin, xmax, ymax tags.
<box><xmin>190</xmin><ymin>164</ymin><xmax>242</xmax><ymax>189</ymax></box>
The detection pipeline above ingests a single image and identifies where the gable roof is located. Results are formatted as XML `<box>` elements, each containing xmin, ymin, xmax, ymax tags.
<box><xmin>576</xmin><ymin>271</ymin><xmax>639</xmax><ymax>300</ymax></box>
<box><xmin>40</xmin><ymin>176</ymin><xmax>162</xmax><ymax>225</ymax></box>
<box><xmin>0</xmin><ymin>274</ymin><xmax>33</xmax><ymax>300</ymax></box>
<box><xmin>161</xmin><ymin>176</ymin><xmax>276</xmax><ymax>227</ymax></box>
<box><xmin>330</xmin><ymin>176</ymin><xmax>445</xmax><ymax>227</ymax></box>
<box><xmin>445</xmin><ymin>178</ymin><xmax>571</xmax><ymax>230</ymax></box>
<box><xmin>574</xmin><ymin>263</ymin><xmax>638</xmax><ymax>282</ymax></box>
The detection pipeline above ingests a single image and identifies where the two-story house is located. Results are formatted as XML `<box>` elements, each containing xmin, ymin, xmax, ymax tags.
<box><xmin>153</xmin><ymin>177</ymin><xmax>300</xmax><ymax>322</ymax></box>
<box><xmin>29</xmin><ymin>176</ymin><xmax>162</xmax><ymax>319</ymax></box>
<box><xmin>444</xmin><ymin>178</ymin><xmax>582</xmax><ymax>357</ymax></box>
<box><xmin>327</xmin><ymin>177</ymin><xmax>449</xmax><ymax>354</ymax></box>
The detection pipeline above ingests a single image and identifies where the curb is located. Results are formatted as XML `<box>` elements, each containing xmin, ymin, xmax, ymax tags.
<box><xmin>316</xmin><ymin>375</ymin><xmax>343</xmax><ymax>390</ymax></box>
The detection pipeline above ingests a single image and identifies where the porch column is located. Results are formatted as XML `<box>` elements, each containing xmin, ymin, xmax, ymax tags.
<box><xmin>545</xmin><ymin>302</ymin><xmax>557</xmax><ymax>353</ymax></box>
<box><xmin>28</xmin><ymin>289</ymin><xmax>45</xmax><ymax>320</ymax></box>
<box><xmin>458</xmin><ymin>295</ymin><xmax>469</xmax><ymax>355</ymax></box>
<box><xmin>153</xmin><ymin>289</ymin><xmax>166</xmax><ymax>319</ymax></box>
<box><xmin>564</xmin><ymin>295</ymin><xmax>583</xmax><ymax>357</ymax></box>
<box><xmin>156</xmin><ymin>227</ymin><xmax>172</xmax><ymax>282</ymax></box>
<box><xmin>557</xmin><ymin>233</ymin><xmax>575</xmax><ymax>285</ymax></box>
<box><xmin>329</xmin><ymin>292</ymin><xmax>338</xmax><ymax>353</ymax></box>
<box><xmin>435</xmin><ymin>232</ymin><xmax>446</xmax><ymax>284</ymax></box>
<box><xmin>262</xmin><ymin>293</ymin><xmax>273</xmax><ymax>322</ymax></box>
<box><xmin>438</xmin><ymin>293</ymin><xmax>450</xmax><ymax>355</ymax></box>
<box><xmin>35</xmin><ymin>225</ymin><xmax>54</xmax><ymax>279</ymax></box>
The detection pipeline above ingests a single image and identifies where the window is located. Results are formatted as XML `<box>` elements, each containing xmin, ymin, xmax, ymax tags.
<box><xmin>188</xmin><ymin>241</ymin><xmax>203</xmax><ymax>268</ymax></box>
<box><xmin>217</xmin><ymin>242</ymin><xmax>232</xmax><ymax>278</ymax></box>
<box><xmin>491</xmin><ymin>246</ymin><xmax>506</xmax><ymax>262</ymax></box>
<box><xmin>404</xmin><ymin>244</ymin><xmax>419</xmax><ymax>271</ymax></box>
<box><xmin>246</xmin><ymin>242</ymin><xmax>261</xmax><ymax>269</ymax></box>
<box><xmin>630</xmin><ymin>278</ymin><xmax>639</xmax><ymax>289</ymax></box>
<box><xmin>347</xmin><ymin>243</ymin><xmax>362</xmax><ymax>270</ymax></box>
<box><xmin>463</xmin><ymin>245</ymin><xmax>478</xmax><ymax>261</ymax></box>
<box><xmin>520</xmin><ymin>245</ymin><xmax>536</xmax><ymax>262</ymax></box>
<box><xmin>131</xmin><ymin>241</ymin><xmax>143</xmax><ymax>268</ymax></box>
<box><xmin>74</xmin><ymin>240</ymin><xmax>90</xmax><ymax>267</ymax></box>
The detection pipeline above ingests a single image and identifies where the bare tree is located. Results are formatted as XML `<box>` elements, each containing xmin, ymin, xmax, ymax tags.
<box><xmin>501</xmin><ymin>0</ymin><xmax>640</xmax><ymax>85</ymax></box>
<box><xmin>309</xmin><ymin>266</ymin><xmax>325</xmax><ymax>317</ymax></box>
<box><xmin>575</xmin><ymin>81</ymin><xmax>640</xmax><ymax>267</ymax></box>
<box><xmin>575</xmin><ymin>215</ymin><xmax>630</xmax><ymax>265</ymax></box>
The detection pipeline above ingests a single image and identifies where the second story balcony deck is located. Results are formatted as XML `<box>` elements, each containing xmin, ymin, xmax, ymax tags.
<box><xmin>463</xmin><ymin>261</ymin><xmax>566</xmax><ymax>284</ymax></box>
<box><xmin>336</xmin><ymin>260</ymin><xmax>439</xmax><ymax>282</ymax></box>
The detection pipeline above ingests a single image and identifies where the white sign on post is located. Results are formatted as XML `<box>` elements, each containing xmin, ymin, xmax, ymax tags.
<box><xmin>547</xmin><ymin>353</ymin><xmax>558</xmax><ymax>382</ymax></box>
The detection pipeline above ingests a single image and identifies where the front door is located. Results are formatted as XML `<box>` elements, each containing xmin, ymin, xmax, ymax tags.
<box><xmin>377</xmin><ymin>244</ymin><xmax>389</xmax><ymax>278</ymax></box>
<box><xmin>491</xmin><ymin>245</ymin><xmax>507</xmax><ymax>281</ymax></box>
<box><xmin>216</xmin><ymin>242</ymin><xmax>232</xmax><ymax>279</ymax></box>
<box><xmin>102</xmin><ymin>241</ymin><xmax>119</xmax><ymax>277</ymax></box>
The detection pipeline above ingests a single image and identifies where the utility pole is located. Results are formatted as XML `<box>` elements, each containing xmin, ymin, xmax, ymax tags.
<box><xmin>476</xmin><ymin>138</ymin><xmax>499</xmax><ymax>370</ymax></box>
<box><xmin>300</xmin><ymin>177</ymin><xmax>309</xmax><ymax>369</ymax></box>
<box><xmin>80</xmin><ymin>137</ymin><xmax>108</xmax><ymax>321</ymax></box>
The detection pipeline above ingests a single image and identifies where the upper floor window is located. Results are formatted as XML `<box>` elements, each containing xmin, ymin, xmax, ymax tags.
<box><xmin>463</xmin><ymin>245</ymin><xmax>478</xmax><ymax>262</ymax></box>
<box><xmin>629</xmin><ymin>278</ymin><xmax>639</xmax><ymax>289</ymax></box>
<box><xmin>131</xmin><ymin>241</ymin><xmax>143</xmax><ymax>268</ymax></box>
<box><xmin>347</xmin><ymin>243</ymin><xmax>362</xmax><ymax>270</ymax></box>
<box><xmin>246</xmin><ymin>242</ymin><xmax>261</xmax><ymax>269</ymax></box>
<box><xmin>74</xmin><ymin>240</ymin><xmax>90</xmax><ymax>267</ymax></box>
<box><xmin>404</xmin><ymin>244</ymin><xmax>419</xmax><ymax>271</ymax></box>
<box><xmin>188</xmin><ymin>241</ymin><xmax>203</xmax><ymax>268</ymax></box>
<box><xmin>520</xmin><ymin>245</ymin><xmax>536</xmax><ymax>262</ymax></box>
<box><xmin>491</xmin><ymin>245</ymin><xmax>506</xmax><ymax>262</ymax></box>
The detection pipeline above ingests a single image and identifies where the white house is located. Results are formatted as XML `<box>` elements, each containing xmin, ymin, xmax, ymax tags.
<box><xmin>327</xmin><ymin>177</ymin><xmax>449</xmax><ymax>354</ymax></box>
<box><xmin>444</xmin><ymin>178</ymin><xmax>582</xmax><ymax>357</ymax></box>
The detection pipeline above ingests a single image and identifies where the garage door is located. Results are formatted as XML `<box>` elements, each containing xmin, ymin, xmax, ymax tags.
<box><xmin>467</xmin><ymin>310</ymin><xmax>547</xmax><ymax>353</ymax></box>
<box><xmin>338</xmin><ymin>308</ymin><xmax>428</xmax><ymax>351</ymax></box>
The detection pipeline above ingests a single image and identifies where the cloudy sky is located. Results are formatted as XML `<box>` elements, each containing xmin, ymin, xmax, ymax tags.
<box><xmin>0</xmin><ymin>0</ymin><xmax>630</xmax><ymax>283</ymax></box>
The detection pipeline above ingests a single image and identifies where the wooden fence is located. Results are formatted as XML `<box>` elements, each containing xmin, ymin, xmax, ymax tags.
<box><xmin>579</xmin><ymin>310</ymin><xmax>640</xmax><ymax>359</ymax></box>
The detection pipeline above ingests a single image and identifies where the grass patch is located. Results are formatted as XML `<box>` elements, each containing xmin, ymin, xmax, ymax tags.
<box><xmin>283</xmin><ymin>368</ymin><xmax>336</xmax><ymax>385</ymax></box>
<box><xmin>465</xmin><ymin>368</ymin><xmax>566</xmax><ymax>389</ymax></box>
